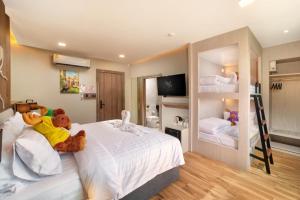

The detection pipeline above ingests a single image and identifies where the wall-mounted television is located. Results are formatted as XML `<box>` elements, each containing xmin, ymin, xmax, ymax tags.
<box><xmin>157</xmin><ymin>74</ymin><xmax>186</xmax><ymax>96</ymax></box>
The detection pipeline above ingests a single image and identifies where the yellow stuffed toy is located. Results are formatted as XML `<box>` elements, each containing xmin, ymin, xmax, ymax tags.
<box><xmin>22</xmin><ymin>106</ymin><xmax>86</xmax><ymax>152</ymax></box>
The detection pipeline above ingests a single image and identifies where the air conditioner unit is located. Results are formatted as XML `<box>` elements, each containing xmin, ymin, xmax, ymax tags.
<box><xmin>53</xmin><ymin>54</ymin><xmax>91</xmax><ymax>68</ymax></box>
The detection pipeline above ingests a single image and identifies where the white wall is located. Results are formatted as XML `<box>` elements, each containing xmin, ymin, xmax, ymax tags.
<box><xmin>11</xmin><ymin>44</ymin><xmax>131</xmax><ymax>123</ymax></box>
<box><xmin>131</xmin><ymin>49</ymin><xmax>188</xmax><ymax>77</ymax></box>
<box><xmin>130</xmin><ymin>49</ymin><xmax>188</xmax><ymax>131</ymax></box>
<box><xmin>145</xmin><ymin>78</ymin><xmax>158</xmax><ymax>107</ymax></box>
<box><xmin>262</xmin><ymin>40</ymin><xmax>300</xmax><ymax>124</ymax></box>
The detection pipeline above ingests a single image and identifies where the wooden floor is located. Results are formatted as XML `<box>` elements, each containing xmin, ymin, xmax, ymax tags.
<box><xmin>151</xmin><ymin>151</ymin><xmax>300</xmax><ymax>200</ymax></box>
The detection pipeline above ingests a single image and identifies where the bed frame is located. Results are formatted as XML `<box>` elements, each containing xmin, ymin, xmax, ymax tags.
<box><xmin>121</xmin><ymin>167</ymin><xmax>179</xmax><ymax>200</ymax></box>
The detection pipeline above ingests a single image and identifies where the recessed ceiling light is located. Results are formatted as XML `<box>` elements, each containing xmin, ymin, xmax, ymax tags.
<box><xmin>58</xmin><ymin>42</ymin><xmax>66</xmax><ymax>47</ymax></box>
<box><xmin>119</xmin><ymin>54</ymin><xmax>125</xmax><ymax>58</ymax></box>
<box><xmin>283</xmin><ymin>30</ymin><xmax>289</xmax><ymax>34</ymax></box>
<box><xmin>168</xmin><ymin>32</ymin><xmax>176</xmax><ymax>37</ymax></box>
<box><xmin>238</xmin><ymin>0</ymin><xmax>255</xmax><ymax>7</ymax></box>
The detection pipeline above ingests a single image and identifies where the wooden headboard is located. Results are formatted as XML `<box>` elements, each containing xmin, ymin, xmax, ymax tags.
<box><xmin>0</xmin><ymin>0</ymin><xmax>11</xmax><ymax>113</ymax></box>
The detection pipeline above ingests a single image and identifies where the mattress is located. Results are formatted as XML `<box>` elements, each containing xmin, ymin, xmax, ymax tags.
<box><xmin>71</xmin><ymin>121</ymin><xmax>185</xmax><ymax>199</ymax></box>
<box><xmin>199</xmin><ymin>84</ymin><xmax>238</xmax><ymax>93</ymax></box>
<box><xmin>198</xmin><ymin>126</ymin><xmax>259</xmax><ymax>149</ymax></box>
<box><xmin>5</xmin><ymin>153</ymin><xmax>85</xmax><ymax>200</ymax></box>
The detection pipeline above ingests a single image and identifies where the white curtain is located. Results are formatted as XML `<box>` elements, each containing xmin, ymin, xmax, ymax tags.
<box><xmin>271</xmin><ymin>79</ymin><xmax>300</xmax><ymax>135</ymax></box>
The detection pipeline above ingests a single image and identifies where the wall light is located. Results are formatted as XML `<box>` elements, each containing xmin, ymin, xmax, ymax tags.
<box><xmin>119</xmin><ymin>54</ymin><xmax>125</xmax><ymax>58</ymax></box>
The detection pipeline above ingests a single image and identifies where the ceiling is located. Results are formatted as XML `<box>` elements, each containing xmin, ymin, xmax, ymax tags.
<box><xmin>199</xmin><ymin>45</ymin><xmax>239</xmax><ymax>66</ymax></box>
<box><xmin>3</xmin><ymin>0</ymin><xmax>300</xmax><ymax>63</ymax></box>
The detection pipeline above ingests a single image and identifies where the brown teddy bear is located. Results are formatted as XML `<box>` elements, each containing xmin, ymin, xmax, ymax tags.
<box><xmin>22</xmin><ymin>107</ymin><xmax>86</xmax><ymax>152</ymax></box>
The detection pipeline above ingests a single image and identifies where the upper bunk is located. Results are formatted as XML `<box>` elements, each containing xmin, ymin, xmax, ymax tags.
<box><xmin>197</xmin><ymin>44</ymin><xmax>260</xmax><ymax>100</ymax></box>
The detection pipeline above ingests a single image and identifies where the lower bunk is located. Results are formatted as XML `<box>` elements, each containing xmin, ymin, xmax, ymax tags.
<box><xmin>194</xmin><ymin>116</ymin><xmax>260</xmax><ymax>168</ymax></box>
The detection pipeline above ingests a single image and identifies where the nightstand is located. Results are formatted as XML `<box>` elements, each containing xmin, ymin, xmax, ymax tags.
<box><xmin>165</xmin><ymin>124</ymin><xmax>189</xmax><ymax>153</ymax></box>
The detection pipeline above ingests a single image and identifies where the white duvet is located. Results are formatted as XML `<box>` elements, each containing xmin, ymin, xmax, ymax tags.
<box><xmin>71</xmin><ymin>121</ymin><xmax>184</xmax><ymax>200</ymax></box>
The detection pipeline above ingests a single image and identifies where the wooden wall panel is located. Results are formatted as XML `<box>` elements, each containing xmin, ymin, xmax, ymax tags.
<box><xmin>0</xmin><ymin>0</ymin><xmax>10</xmax><ymax>112</ymax></box>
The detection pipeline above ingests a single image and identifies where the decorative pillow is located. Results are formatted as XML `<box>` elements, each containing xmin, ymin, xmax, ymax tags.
<box><xmin>15</xmin><ymin>128</ymin><xmax>62</xmax><ymax>177</ymax></box>
<box><xmin>227</xmin><ymin>111</ymin><xmax>239</xmax><ymax>126</ymax></box>
<box><xmin>0</xmin><ymin>112</ymin><xmax>25</xmax><ymax>179</ymax></box>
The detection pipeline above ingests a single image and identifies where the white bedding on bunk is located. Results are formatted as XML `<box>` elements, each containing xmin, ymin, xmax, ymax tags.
<box><xmin>71</xmin><ymin>120</ymin><xmax>185</xmax><ymax>200</ymax></box>
<box><xmin>198</xmin><ymin>125</ymin><xmax>259</xmax><ymax>149</ymax></box>
<box><xmin>4</xmin><ymin>153</ymin><xmax>85</xmax><ymax>200</ymax></box>
<box><xmin>199</xmin><ymin>84</ymin><xmax>238</xmax><ymax>93</ymax></box>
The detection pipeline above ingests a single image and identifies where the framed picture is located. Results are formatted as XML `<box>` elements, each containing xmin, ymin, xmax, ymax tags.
<box><xmin>60</xmin><ymin>70</ymin><xmax>79</xmax><ymax>94</ymax></box>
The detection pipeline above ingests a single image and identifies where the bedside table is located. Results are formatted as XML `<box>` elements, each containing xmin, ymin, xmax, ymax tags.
<box><xmin>165</xmin><ymin>124</ymin><xmax>189</xmax><ymax>153</ymax></box>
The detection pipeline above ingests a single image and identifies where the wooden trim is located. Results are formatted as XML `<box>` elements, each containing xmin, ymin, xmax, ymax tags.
<box><xmin>0</xmin><ymin>129</ymin><xmax>2</xmax><ymax>163</ymax></box>
<box><xmin>137</xmin><ymin>77</ymin><xmax>145</xmax><ymax>125</ymax></box>
<box><xmin>276</xmin><ymin>57</ymin><xmax>300</xmax><ymax>64</ymax></box>
<box><xmin>162</xmin><ymin>102</ymin><xmax>189</xmax><ymax>109</ymax></box>
<box><xmin>132</xmin><ymin>44</ymin><xmax>188</xmax><ymax>65</ymax></box>
<box><xmin>96</xmin><ymin>69</ymin><xmax>125</xmax><ymax>75</ymax></box>
<box><xmin>0</xmin><ymin>5</ymin><xmax>11</xmax><ymax>112</ymax></box>
<box><xmin>269</xmin><ymin>72</ymin><xmax>300</xmax><ymax>77</ymax></box>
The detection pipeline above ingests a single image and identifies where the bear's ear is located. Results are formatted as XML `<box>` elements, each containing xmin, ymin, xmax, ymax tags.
<box><xmin>54</xmin><ymin>108</ymin><xmax>65</xmax><ymax>116</ymax></box>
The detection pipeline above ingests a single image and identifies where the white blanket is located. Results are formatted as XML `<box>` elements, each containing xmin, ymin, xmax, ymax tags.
<box><xmin>199</xmin><ymin>117</ymin><xmax>231</xmax><ymax>134</ymax></box>
<box><xmin>199</xmin><ymin>73</ymin><xmax>237</xmax><ymax>85</ymax></box>
<box><xmin>71</xmin><ymin>121</ymin><xmax>184</xmax><ymax>200</ymax></box>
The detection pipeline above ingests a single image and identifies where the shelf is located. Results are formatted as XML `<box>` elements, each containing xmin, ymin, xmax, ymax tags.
<box><xmin>269</xmin><ymin>73</ymin><xmax>300</xmax><ymax>77</ymax></box>
<box><xmin>162</xmin><ymin>102</ymin><xmax>189</xmax><ymax>109</ymax></box>
<box><xmin>198</xmin><ymin>92</ymin><xmax>239</xmax><ymax>99</ymax></box>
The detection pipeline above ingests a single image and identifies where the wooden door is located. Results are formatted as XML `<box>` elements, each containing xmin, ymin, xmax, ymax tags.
<box><xmin>96</xmin><ymin>70</ymin><xmax>125</xmax><ymax>121</ymax></box>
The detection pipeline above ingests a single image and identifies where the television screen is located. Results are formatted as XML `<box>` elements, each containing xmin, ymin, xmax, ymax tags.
<box><xmin>157</xmin><ymin>74</ymin><xmax>186</xmax><ymax>96</ymax></box>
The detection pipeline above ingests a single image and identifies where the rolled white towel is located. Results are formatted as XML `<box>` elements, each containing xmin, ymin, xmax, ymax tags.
<box><xmin>121</xmin><ymin>110</ymin><xmax>131</xmax><ymax>126</ymax></box>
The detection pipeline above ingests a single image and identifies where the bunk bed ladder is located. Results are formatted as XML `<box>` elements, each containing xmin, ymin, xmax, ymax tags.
<box><xmin>250</xmin><ymin>83</ymin><xmax>274</xmax><ymax>174</ymax></box>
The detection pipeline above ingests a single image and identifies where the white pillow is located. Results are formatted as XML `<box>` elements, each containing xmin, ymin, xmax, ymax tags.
<box><xmin>0</xmin><ymin>112</ymin><xmax>25</xmax><ymax>179</ymax></box>
<box><xmin>15</xmin><ymin>128</ymin><xmax>62</xmax><ymax>177</ymax></box>
<box><xmin>199</xmin><ymin>117</ymin><xmax>231</xmax><ymax>134</ymax></box>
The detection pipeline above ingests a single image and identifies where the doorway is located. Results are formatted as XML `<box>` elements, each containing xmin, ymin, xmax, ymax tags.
<box><xmin>137</xmin><ymin>75</ymin><xmax>161</xmax><ymax>129</ymax></box>
<box><xmin>96</xmin><ymin>69</ymin><xmax>125</xmax><ymax>121</ymax></box>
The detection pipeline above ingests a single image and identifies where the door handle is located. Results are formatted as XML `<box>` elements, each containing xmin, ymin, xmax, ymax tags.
<box><xmin>100</xmin><ymin>100</ymin><xmax>105</xmax><ymax>109</ymax></box>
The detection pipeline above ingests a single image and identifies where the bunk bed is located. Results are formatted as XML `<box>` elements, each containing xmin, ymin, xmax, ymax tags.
<box><xmin>189</xmin><ymin>27</ymin><xmax>263</xmax><ymax>170</ymax></box>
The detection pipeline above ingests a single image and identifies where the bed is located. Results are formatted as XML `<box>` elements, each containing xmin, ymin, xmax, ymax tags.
<box><xmin>199</xmin><ymin>74</ymin><xmax>238</xmax><ymax>93</ymax></box>
<box><xmin>199</xmin><ymin>83</ymin><xmax>238</xmax><ymax>93</ymax></box>
<box><xmin>198</xmin><ymin>125</ymin><xmax>259</xmax><ymax>149</ymax></box>
<box><xmin>0</xmin><ymin>109</ymin><xmax>185</xmax><ymax>200</ymax></box>
<box><xmin>198</xmin><ymin>74</ymin><xmax>257</xmax><ymax>94</ymax></box>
